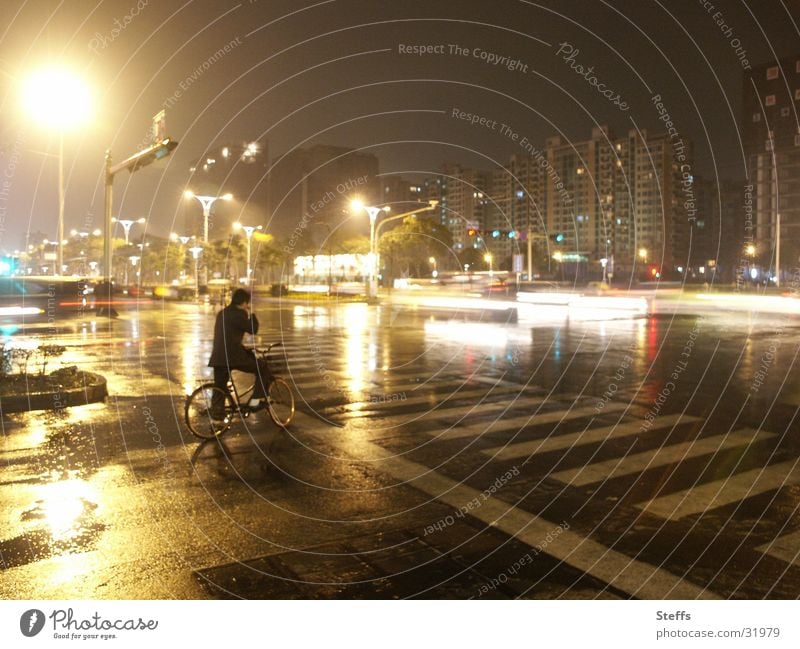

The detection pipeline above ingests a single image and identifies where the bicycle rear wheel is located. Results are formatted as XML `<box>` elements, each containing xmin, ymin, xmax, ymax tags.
<box><xmin>185</xmin><ymin>384</ymin><xmax>235</xmax><ymax>439</ymax></box>
<box><xmin>267</xmin><ymin>378</ymin><xmax>295</xmax><ymax>427</ymax></box>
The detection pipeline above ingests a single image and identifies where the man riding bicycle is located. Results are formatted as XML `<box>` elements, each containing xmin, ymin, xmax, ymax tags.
<box><xmin>208</xmin><ymin>288</ymin><xmax>272</xmax><ymax>412</ymax></box>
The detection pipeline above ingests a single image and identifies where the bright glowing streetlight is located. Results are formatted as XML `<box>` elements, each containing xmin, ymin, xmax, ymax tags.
<box><xmin>351</xmin><ymin>199</ymin><xmax>439</xmax><ymax>298</ymax></box>
<box><xmin>22</xmin><ymin>67</ymin><xmax>91</xmax><ymax>276</ymax></box>
<box><xmin>745</xmin><ymin>244</ymin><xmax>756</xmax><ymax>257</ymax></box>
<box><xmin>484</xmin><ymin>253</ymin><xmax>494</xmax><ymax>276</ymax></box>
<box><xmin>350</xmin><ymin>199</ymin><xmax>390</xmax><ymax>298</ymax></box>
<box><xmin>233</xmin><ymin>221</ymin><xmax>263</xmax><ymax>284</ymax></box>
<box><xmin>638</xmin><ymin>248</ymin><xmax>648</xmax><ymax>263</ymax></box>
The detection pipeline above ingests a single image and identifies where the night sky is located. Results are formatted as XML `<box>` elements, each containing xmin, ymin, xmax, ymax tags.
<box><xmin>0</xmin><ymin>0</ymin><xmax>798</xmax><ymax>246</ymax></box>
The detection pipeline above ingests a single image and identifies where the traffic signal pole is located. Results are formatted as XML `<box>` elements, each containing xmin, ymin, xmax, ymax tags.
<box><xmin>101</xmin><ymin>137</ymin><xmax>178</xmax><ymax>316</ymax></box>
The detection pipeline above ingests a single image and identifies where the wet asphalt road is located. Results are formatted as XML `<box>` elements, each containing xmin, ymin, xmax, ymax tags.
<box><xmin>1</xmin><ymin>296</ymin><xmax>799</xmax><ymax>599</ymax></box>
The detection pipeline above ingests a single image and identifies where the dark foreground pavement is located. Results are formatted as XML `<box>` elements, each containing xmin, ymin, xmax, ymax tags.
<box><xmin>1</xmin><ymin>298</ymin><xmax>799</xmax><ymax>599</ymax></box>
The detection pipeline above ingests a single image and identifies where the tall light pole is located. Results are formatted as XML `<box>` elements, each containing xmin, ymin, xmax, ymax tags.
<box><xmin>185</xmin><ymin>190</ymin><xmax>232</xmax><ymax>287</ymax></box>
<box><xmin>188</xmin><ymin>245</ymin><xmax>203</xmax><ymax>300</ymax></box>
<box><xmin>351</xmin><ymin>199</ymin><xmax>439</xmax><ymax>298</ymax></box>
<box><xmin>21</xmin><ymin>67</ymin><xmax>91</xmax><ymax>276</ymax></box>
<box><xmin>112</xmin><ymin>217</ymin><xmax>145</xmax><ymax>245</ymax></box>
<box><xmin>350</xmin><ymin>200</ymin><xmax>390</xmax><ymax>298</ymax></box>
<box><xmin>170</xmin><ymin>233</ymin><xmax>192</xmax><ymax>284</ymax></box>
<box><xmin>184</xmin><ymin>190</ymin><xmax>232</xmax><ymax>245</ymax></box>
<box><xmin>232</xmin><ymin>221</ymin><xmax>262</xmax><ymax>284</ymax></box>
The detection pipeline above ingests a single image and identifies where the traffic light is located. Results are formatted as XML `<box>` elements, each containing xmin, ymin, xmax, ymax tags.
<box><xmin>467</xmin><ymin>227</ymin><xmax>478</xmax><ymax>237</ymax></box>
<box><xmin>111</xmin><ymin>138</ymin><xmax>179</xmax><ymax>175</ymax></box>
<box><xmin>492</xmin><ymin>229</ymin><xmax>501</xmax><ymax>238</ymax></box>
<box><xmin>508</xmin><ymin>230</ymin><xmax>516</xmax><ymax>239</ymax></box>
<box><xmin>552</xmin><ymin>233</ymin><xmax>565</xmax><ymax>243</ymax></box>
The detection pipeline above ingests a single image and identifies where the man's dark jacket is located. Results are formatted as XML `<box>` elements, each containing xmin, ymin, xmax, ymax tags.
<box><xmin>208</xmin><ymin>304</ymin><xmax>259</xmax><ymax>367</ymax></box>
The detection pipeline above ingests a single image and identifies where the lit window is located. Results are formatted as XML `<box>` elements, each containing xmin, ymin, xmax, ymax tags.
<box><xmin>766</xmin><ymin>94</ymin><xmax>776</xmax><ymax>106</ymax></box>
<box><xmin>753</xmin><ymin>113</ymin><xmax>761</xmax><ymax>122</ymax></box>
<box><xmin>516</xmin><ymin>190</ymin><xmax>524</xmax><ymax>198</ymax></box>
<box><xmin>767</xmin><ymin>66</ymin><xmax>779</xmax><ymax>80</ymax></box>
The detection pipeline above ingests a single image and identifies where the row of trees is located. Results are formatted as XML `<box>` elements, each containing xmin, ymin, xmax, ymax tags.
<box><xmin>26</xmin><ymin>215</ymin><xmax>502</xmax><ymax>285</ymax></box>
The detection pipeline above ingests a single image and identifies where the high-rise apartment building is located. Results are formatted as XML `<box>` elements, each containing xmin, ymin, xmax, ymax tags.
<box><xmin>743</xmin><ymin>55</ymin><xmax>800</xmax><ymax>279</ymax></box>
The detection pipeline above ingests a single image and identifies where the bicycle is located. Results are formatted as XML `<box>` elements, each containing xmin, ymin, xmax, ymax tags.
<box><xmin>185</xmin><ymin>342</ymin><xmax>295</xmax><ymax>439</ymax></box>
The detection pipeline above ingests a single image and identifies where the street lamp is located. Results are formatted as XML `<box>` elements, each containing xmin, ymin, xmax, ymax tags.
<box><xmin>351</xmin><ymin>199</ymin><xmax>439</xmax><ymax>298</ymax></box>
<box><xmin>112</xmin><ymin>217</ymin><xmax>146</xmax><ymax>245</ymax></box>
<box><xmin>21</xmin><ymin>67</ymin><xmax>91</xmax><ymax>276</ymax></box>
<box><xmin>184</xmin><ymin>190</ymin><xmax>232</xmax><ymax>244</ymax></box>
<box><xmin>350</xmin><ymin>199</ymin><xmax>390</xmax><ymax>298</ymax></box>
<box><xmin>170</xmin><ymin>232</ymin><xmax>192</xmax><ymax>284</ymax></box>
<box><xmin>127</xmin><ymin>255</ymin><xmax>140</xmax><ymax>289</ymax></box>
<box><xmin>187</xmin><ymin>245</ymin><xmax>203</xmax><ymax>300</ymax></box>
<box><xmin>484</xmin><ymin>253</ymin><xmax>493</xmax><ymax>276</ymax></box>
<box><xmin>638</xmin><ymin>248</ymin><xmax>648</xmax><ymax>264</ymax></box>
<box><xmin>232</xmin><ymin>221</ymin><xmax>263</xmax><ymax>284</ymax></box>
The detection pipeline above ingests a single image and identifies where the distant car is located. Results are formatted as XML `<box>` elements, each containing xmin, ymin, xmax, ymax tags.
<box><xmin>0</xmin><ymin>276</ymin><xmax>89</xmax><ymax>321</ymax></box>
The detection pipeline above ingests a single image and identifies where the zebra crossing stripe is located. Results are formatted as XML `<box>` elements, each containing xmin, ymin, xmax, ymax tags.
<box><xmin>297</xmin><ymin>412</ymin><xmax>717</xmax><ymax>599</ymax></box>
<box><xmin>358</xmin><ymin>395</ymin><xmax>575</xmax><ymax>431</ymax></box>
<box><xmin>636</xmin><ymin>457</ymin><xmax>798</xmax><ymax>520</ymax></box>
<box><xmin>551</xmin><ymin>427</ymin><xmax>765</xmax><ymax>487</ymax></box>
<box><xmin>475</xmin><ymin>404</ymin><xmax>633</xmax><ymax>455</ymax></box>
<box><xmin>342</xmin><ymin>385</ymin><xmax>550</xmax><ymax>411</ymax></box>
<box><xmin>756</xmin><ymin>530</ymin><xmax>800</xmax><ymax>566</ymax></box>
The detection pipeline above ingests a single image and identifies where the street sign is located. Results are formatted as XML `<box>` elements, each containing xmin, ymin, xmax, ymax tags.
<box><xmin>513</xmin><ymin>254</ymin><xmax>524</xmax><ymax>273</ymax></box>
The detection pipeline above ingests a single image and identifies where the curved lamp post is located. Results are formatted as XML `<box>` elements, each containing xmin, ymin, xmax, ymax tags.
<box><xmin>21</xmin><ymin>67</ymin><xmax>91</xmax><ymax>276</ymax></box>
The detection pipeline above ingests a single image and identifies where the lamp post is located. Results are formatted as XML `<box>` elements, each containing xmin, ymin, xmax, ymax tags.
<box><xmin>21</xmin><ymin>67</ymin><xmax>91</xmax><ymax>276</ymax></box>
<box><xmin>351</xmin><ymin>199</ymin><xmax>439</xmax><ymax>298</ymax></box>
<box><xmin>185</xmin><ymin>191</ymin><xmax>231</xmax><ymax>287</ymax></box>
<box><xmin>188</xmin><ymin>245</ymin><xmax>203</xmax><ymax>300</ymax></box>
<box><xmin>170</xmin><ymin>233</ymin><xmax>192</xmax><ymax>285</ymax></box>
<box><xmin>484</xmin><ymin>253</ymin><xmax>493</xmax><ymax>277</ymax></box>
<box><xmin>127</xmin><ymin>255</ymin><xmax>140</xmax><ymax>289</ymax></box>
<box><xmin>349</xmin><ymin>200</ymin><xmax>389</xmax><ymax>298</ymax></box>
<box><xmin>112</xmin><ymin>217</ymin><xmax>145</xmax><ymax>245</ymax></box>
<box><xmin>232</xmin><ymin>221</ymin><xmax>262</xmax><ymax>285</ymax></box>
<box><xmin>184</xmin><ymin>190</ymin><xmax>232</xmax><ymax>245</ymax></box>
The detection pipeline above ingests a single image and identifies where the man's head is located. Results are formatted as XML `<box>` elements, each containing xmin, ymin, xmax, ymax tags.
<box><xmin>231</xmin><ymin>288</ymin><xmax>251</xmax><ymax>308</ymax></box>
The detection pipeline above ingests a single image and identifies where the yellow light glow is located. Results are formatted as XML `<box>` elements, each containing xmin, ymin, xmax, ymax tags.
<box><xmin>184</xmin><ymin>190</ymin><xmax>194</xmax><ymax>198</ymax></box>
<box><xmin>638</xmin><ymin>248</ymin><xmax>648</xmax><ymax>259</ymax></box>
<box><xmin>22</xmin><ymin>68</ymin><xmax>91</xmax><ymax>129</ymax></box>
<box><xmin>222</xmin><ymin>193</ymin><xmax>233</xmax><ymax>201</ymax></box>
<box><xmin>350</xmin><ymin>199</ymin><xmax>364</xmax><ymax>212</ymax></box>
<box><xmin>745</xmin><ymin>245</ymin><xmax>756</xmax><ymax>256</ymax></box>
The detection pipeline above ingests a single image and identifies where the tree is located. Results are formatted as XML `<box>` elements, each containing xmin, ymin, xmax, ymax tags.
<box><xmin>378</xmin><ymin>216</ymin><xmax>453</xmax><ymax>280</ymax></box>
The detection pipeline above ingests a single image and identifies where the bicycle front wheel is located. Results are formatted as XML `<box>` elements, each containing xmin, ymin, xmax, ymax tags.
<box><xmin>185</xmin><ymin>384</ymin><xmax>235</xmax><ymax>439</ymax></box>
<box><xmin>267</xmin><ymin>378</ymin><xmax>295</xmax><ymax>427</ymax></box>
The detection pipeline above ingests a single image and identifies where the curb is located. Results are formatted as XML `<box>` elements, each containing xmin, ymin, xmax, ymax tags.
<box><xmin>0</xmin><ymin>372</ymin><xmax>108</xmax><ymax>414</ymax></box>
